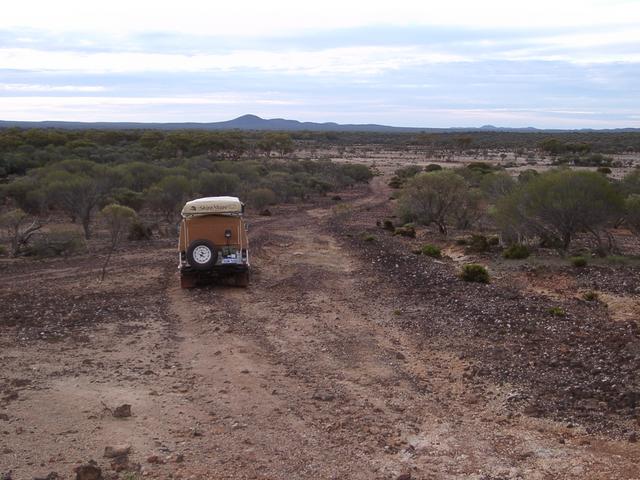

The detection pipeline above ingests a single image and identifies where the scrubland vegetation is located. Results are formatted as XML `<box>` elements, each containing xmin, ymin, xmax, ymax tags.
<box><xmin>392</xmin><ymin>161</ymin><xmax>640</xmax><ymax>255</ymax></box>
<box><xmin>0</xmin><ymin>128</ymin><xmax>372</xmax><ymax>256</ymax></box>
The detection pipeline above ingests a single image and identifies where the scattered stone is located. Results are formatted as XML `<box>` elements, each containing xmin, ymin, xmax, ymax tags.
<box><xmin>0</xmin><ymin>414</ymin><xmax>9</xmax><ymax>421</ymax></box>
<box><xmin>112</xmin><ymin>404</ymin><xmax>131</xmax><ymax>418</ymax></box>
<box><xmin>1</xmin><ymin>472</ymin><xmax>12</xmax><ymax>480</ymax></box>
<box><xmin>395</xmin><ymin>352</ymin><xmax>406</xmax><ymax>361</ymax></box>
<box><xmin>396</xmin><ymin>473</ymin><xmax>412</xmax><ymax>480</ymax></box>
<box><xmin>311</xmin><ymin>390</ymin><xmax>335</xmax><ymax>402</ymax></box>
<box><xmin>146</xmin><ymin>455</ymin><xmax>165</xmax><ymax>465</ymax></box>
<box><xmin>259</xmin><ymin>209</ymin><xmax>272</xmax><ymax>216</ymax></box>
<box><xmin>174</xmin><ymin>454</ymin><xmax>184</xmax><ymax>463</ymax></box>
<box><xmin>34</xmin><ymin>473</ymin><xmax>59</xmax><ymax>480</ymax></box>
<box><xmin>629</xmin><ymin>433</ymin><xmax>637</xmax><ymax>443</ymax></box>
<box><xmin>103</xmin><ymin>445</ymin><xmax>131</xmax><ymax>458</ymax></box>
<box><xmin>75</xmin><ymin>462</ymin><xmax>102</xmax><ymax>480</ymax></box>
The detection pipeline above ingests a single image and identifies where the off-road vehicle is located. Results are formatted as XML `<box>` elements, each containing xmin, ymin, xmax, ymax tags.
<box><xmin>178</xmin><ymin>196</ymin><xmax>250</xmax><ymax>288</ymax></box>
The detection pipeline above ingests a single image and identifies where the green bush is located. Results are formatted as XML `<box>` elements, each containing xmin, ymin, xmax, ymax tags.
<box><xmin>420</xmin><ymin>244</ymin><xmax>442</xmax><ymax>258</ymax></box>
<box><xmin>388</xmin><ymin>176</ymin><xmax>403</xmax><ymax>189</ymax></box>
<box><xmin>424</xmin><ymin>164</ymin><xmax>442</xmax><ymax>172</ymax></box>
<box><xmin>583</xmin><ymin>291</ymin><xmax>599</xmax><ymax>302</ymax></box>
<box><xmin>128</xmin><ymin>220</ymin><xmax>153</xmax><ymax>241</ymax></box>
<box><xmin>468</xmin><ymin>234</ymin><xmax>489</xmax><ymax>252</ymax></box>
<box><xmin>570</xmin><ymin>256</ymin><xmax>588</xmax><ymax>268</ymax></box>
<box><xmin>247</xmin><ymin>187</ymin><xmax>277</xmax><ymax>210</ymax></box>
<box><xmin>394</xmin><ymin>165</ymin><xmax>422</xmax><ymax>179</ymax></box>
<box><xmin>455</xmin><ymin>237</ymin><xmax>468</xmax><ymax>245</ymax></box>
<box><xmin>394</xmin><ymin>226</ymin><xmax>416</xmax><ymax>238</ymax></box>
<box><xmin>24</xmin><ymin>230</ymin><xmax>85</xmax><ymax>257</ymax></box>
<box><xmin>605</xmin><ymin>255</ymin><xmax>629</xmax><ymax>265</ymax></box>
<box><xmin>548</xmin><ymin>306</ymin><xmax>566</xmax><ymax>317</ymax></box>
<box><xmin>382</xmin><ymin>219</ymin><xmax>395</xmax><ymax>231</ymax></box>
<box><xmin>0</xmin><ymin>245</ymin><xmax>7</xmax><ymax>256</ymax></box>
<box><xmin>503</xmin><ymin>244</ymin><xmax>530</xmax><ymax>259</ymax></box>
<box><xmin>362</xmin><ymin>233</ymin><xmax>376</xmax><ymax>242</ymax></box>
<box><xmin>460</xmin><ymin>264</ymin><xmax>490</xmax><ymax>283</ymax></box>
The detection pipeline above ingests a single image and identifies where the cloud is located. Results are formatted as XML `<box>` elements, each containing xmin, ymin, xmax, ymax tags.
<box><xmin>0</xmin><ymin>83</ymin><xmax>106</xmax><ymax>92</ymax></box>
<box><xmin>2</xmin><ymin>0</ymin><xmax>640</xmax><ymax>35</ymax></box>
<box><xmin>0</xmin><ymin>46</ymin><xmax>469</xmax><ymax>75</ymax></box>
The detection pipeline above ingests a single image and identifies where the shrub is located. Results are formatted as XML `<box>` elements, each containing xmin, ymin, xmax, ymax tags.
<box><xmin>388</xmin><ymin>176</ymin><xmax>403</xmax><ymax>189</ymax></box>
<box><xmin>424</xmin><ymin>164</ymin><xmax>442</xmax><ymax>172</ymax></box>
<box><xmin>496</xmin><ymin>170</ymin><xmax>624</xmax><ymax>251</ymax></box>
<box><xmin>548</xmin><ymin>306</ymin><xmax>566</xmax><ymax>317</ymax></box>
<box><xmin>460</xmin><ymin>264</ymin><xmax>490</xmax><ymax>283</ymax></box>
<box><xmin>362</xmin><ymin>233</ymin><xmax>376</xmax><ymax>242</ymax></box>
<box><xmin>503</xmin><ymin>244</ymin><xmax>530</xmax><ymax>259</ymax></box>
<box><xmin>247</xmin><ymin>188</ymin><xmax>277</xmax><ymax>211</ymax></box>
<box><xmin>420</xmin><ymin>244</ymin><xmax>441</xmax><ymax>258</ymax></box>
<box><xmin>455</xmin><ymin>237</ymin><xmax>468</xmax><ymax>245</ymax></box>
<box><xmin>24</xmin><ymin>230</ymin><xmax>85</xmax><ymax>257</ymax></box>
<box><xmin>597</xmin><ymin>166</ymin><xmax>612</xmax><ymax>175</ymax></box>
<box><xmin>0</xmin><ymin>245</ymin><xmax>7</xmax><ymax>256</ymax></box>
<box><xmin>128</xmin><ymin>219</ymin><xmax>153</xmax><ymax>241</ymax></box>
<box><xmin>488</xmin><ymin>236</ymin><xmax>500</xmax><ymax>246</ymax></box>
<box><xmin>570</xmin><ymin>256</ymin><xmax>588</xmax><ymax>267</ymax></box>
<box><xmin>605</xmin><ymin>255</ymin><xmax>629</xmax><ymax>265</ymax></box>
<box><xmin>382</xmin><ymin>219</ymin><xmax>395</xmax><ymax>231</ymax></box>
<box><xmin>394</xmin><ymin>226</ymin><xmax>416</xmax><ymax>238</ymax></box>
<box><xmin>394</xmin><ymin>165</ymin><xmax>422</xmax><ymax>179</ymax></box>
<box><xmin>468</xmin><ymin>234</ymin><xmax>489</xmax><ymax>252</ymax></box>
<box><xmin>583</xmin><ymin>291</ymin><xmax>599</xmax><ymax>302</ymax></box>
<box><xmin>396</xmin><ymin>170</ymin><xmax>472</xmax><ymax>235</ymax></box>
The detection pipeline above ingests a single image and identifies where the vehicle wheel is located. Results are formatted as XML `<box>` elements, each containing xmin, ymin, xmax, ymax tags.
<box><xmin>180</xmin><ymin>274</ymin><xmax>197</xmax><ymax>289</ymax></box>
<box><xmin>235</xmin><ymin>271</ymin><xmax>250</xmax><ymax>288</ymax></box>
<box><xmin>186</xmin><ymin>239</ymin><xmax>217</xmax><ymax>270</ymax></box>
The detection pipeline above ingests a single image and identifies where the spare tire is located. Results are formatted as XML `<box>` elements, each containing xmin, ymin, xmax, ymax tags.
<box><xmin>186</xmin><ymin>239</ymin><xmax>217</xmax><ymax>270</ymax></box>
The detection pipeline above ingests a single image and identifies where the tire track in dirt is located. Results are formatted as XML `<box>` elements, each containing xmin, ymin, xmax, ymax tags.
<box><xmin>165</xmin><ymin>195</ymin><xmax>640</xmax><ymax>479</ymax></box>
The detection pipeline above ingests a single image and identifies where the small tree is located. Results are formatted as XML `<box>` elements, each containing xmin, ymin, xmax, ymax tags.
<box><xmin>496</xmin><ymin>170</ymin><xmax>624</xmax><ymax>251</ymax></box>
<box><xmin>626</xmin><ymin>194</ymin><xmax>640</xmax><ymax>235</ymax></box>
<box><xmin>146</xmin><ymin>175</ymin><xmax>191</xmax><ymax>221</ymax></box>
<box><xmin>100</xmin><ymin>204</ymin><xmax>137</xmax><ymax>280</ymax></box>
<box><xmin>396</xmin><ymin>170</ymin><xmax>469</xmax><ymax>235</ymax></box>
<box><xmin>247</xmin><ymin>188</ymin><xmax>277</xmax><ymax>210</ymax></box>
<box><xmin>0</xmin><ymin>208</ymin><xmax>44</xmax><ymax>256</ymax></box>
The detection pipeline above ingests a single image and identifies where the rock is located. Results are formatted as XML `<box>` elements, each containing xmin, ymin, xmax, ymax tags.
<box><xmin>0</xmin><ymin>414</ymin><xmax>9</xmax><ymax>421</ymax></box>
<box><xmin>34</xmin><ymin>473</ymin><xmax>59</xmax><ymax>480</ymax></box>
<box><xmin>629</xmin><ymin>433</ymin><xmax>637</xmax><ymax>443</ymax></box>
<box><xmin>103</xmin><ymin>445</ymin><xmax>131</xmax><ymax>458</ymax></box>
<box><xmin>311</xmin><ymin>390</ymin><xmax>335</xmax><ymax>402</ymax></box>
<box><xmin>112</xmin><ymin>404</ymin><xmax>131</xmax><ymax>418</ymax></box>
<box><xmin>146</xmin><ymin>455</ymin><xmax>164</xmax><ymax>465</ymax></box>
<box><xmin>174</xmin><ymin>454</ymin><xmax>184</xmax><ymax>463</ymax></box>
<box><xmin>75</xmin><ymin>462</ymin><xmax>102</xmax><ymax>480</ymax></box>
<box><xmin>1</xmin><ymin>472</ymin><xmax>12</xmax><ymax>480</ymax></box>
<box><xmin>259</xmin><ymin>209</ymin><xmax>272</xmax><ymax>216</ymax></box>
<box><xmin>396</xmin><ymin>473</ymin><xmax>412</xmax><ymax>480</ymax></box>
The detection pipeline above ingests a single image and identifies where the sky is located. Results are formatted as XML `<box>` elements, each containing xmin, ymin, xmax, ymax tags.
<box><xmin>1</xmin><ymin>0</ymin><xmax>639</xmax><ymax>128</ymax></box>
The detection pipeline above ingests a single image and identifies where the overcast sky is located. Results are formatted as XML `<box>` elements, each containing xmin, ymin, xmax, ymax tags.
<box><xmin>1</xmin><ymin>0</ymin><xmax>639</xmax><ymax>128</ymax></box>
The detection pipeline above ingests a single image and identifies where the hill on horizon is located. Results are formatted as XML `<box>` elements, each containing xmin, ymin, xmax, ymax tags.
<box><xmin>0</xmin><ymin>114</ymin><xmax>638</xmax><ymax>133</ymax></box>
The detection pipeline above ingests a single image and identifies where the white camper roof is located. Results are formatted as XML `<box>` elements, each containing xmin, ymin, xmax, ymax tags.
<box><xmin>181</xmin><ymin>196</ymin><xmax>244</xmax><ymax>217</ymax></box>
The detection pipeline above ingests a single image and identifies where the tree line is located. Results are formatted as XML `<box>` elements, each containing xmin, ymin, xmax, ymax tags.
<box><xmin>395</xmin><ymin>163</ymin><xmax>640</xmax><ymax>253</ymax></box>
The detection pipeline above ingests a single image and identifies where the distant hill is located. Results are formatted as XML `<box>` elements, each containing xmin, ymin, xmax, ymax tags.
<box><xmin>0</xmin><ymin>114</ymin><xmax>638</xmax><ymax>133</ymax></box>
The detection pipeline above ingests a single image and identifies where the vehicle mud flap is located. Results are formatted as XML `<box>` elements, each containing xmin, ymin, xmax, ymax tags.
<box><xmin>235</xmin><ymin>271</ymin><xmax>250</xmax><ymax>288</ymax></box>
<box><xmin>180</xmin><ymin>274</ymin><xmax>197</xmax><ymax>289</ymax></box>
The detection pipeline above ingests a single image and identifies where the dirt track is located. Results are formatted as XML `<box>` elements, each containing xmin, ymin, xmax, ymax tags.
<box><xmin>1</xmin><ymin>180</ymin><xmax>639</xmax><ymax>479</ymax></box>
